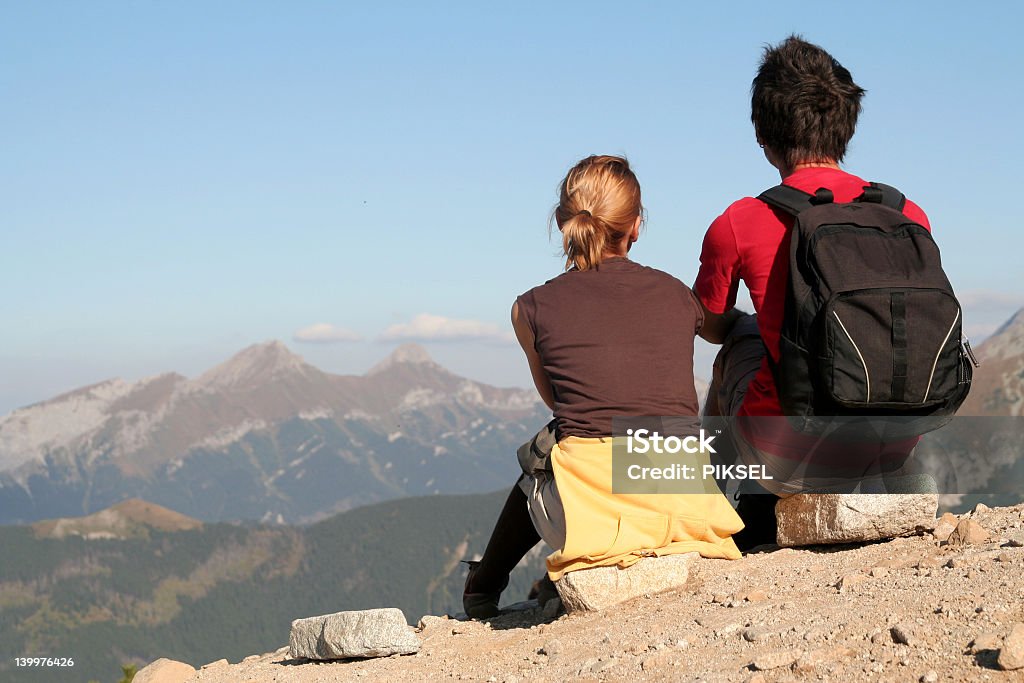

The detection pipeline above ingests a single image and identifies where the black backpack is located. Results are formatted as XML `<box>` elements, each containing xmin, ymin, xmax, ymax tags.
<box><xmin>757</xmin><ymin>182</ymin><xmax>976</xmax><ymax>437</ymax></box>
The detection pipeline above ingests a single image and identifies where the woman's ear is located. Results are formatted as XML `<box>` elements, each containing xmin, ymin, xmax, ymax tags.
<box><xmin>630</xmin><ymin>215</ymin><xmax>641</xmax><ymax>243</ymax></box>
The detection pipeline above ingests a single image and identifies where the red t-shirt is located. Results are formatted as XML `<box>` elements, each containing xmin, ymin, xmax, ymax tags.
<box><xmin>693</xmin><ymin>167</ymin><xmax>931</xmax><ymax>419</ymax></box>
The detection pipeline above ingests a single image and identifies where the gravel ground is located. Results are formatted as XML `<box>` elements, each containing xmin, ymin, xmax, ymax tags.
<box><xmin>181</xmin><ymin>503</ymin><xmax>1024</xmax><ymax>682</ymax></box>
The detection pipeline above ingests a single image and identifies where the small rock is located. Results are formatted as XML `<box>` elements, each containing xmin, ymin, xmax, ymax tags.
<box><xmin>932</xmin><ymin>512</ymin><xmax>958</xmax><ymax>541</ymax></box>
<box><xmin>542</xmin><ymin>596</ymin><xmax>563</xmax><ymax>620</ymax></box>
<box><xmin>243</xmin><ymin>655</ymin><xmax>260</xmax><ymax>662</ymax></box>
<box><xmin>743</xmin><ymin>627</ymin><xmax>768</xmax><ymax>642</ymax></box>
<box><xmin>751</xmin><ymin>648</ymin><xmax>802</xmax><ymax>671</ymax></box>
<box><xmin>916</xmin><ymin>556</ymin><xmax>944</xmax><ymax>569</ymax></box>
<box><xmin>746</xmin><ymin>674</ymin><xmax>767</xmax><ymax>683</ymax></box>
<box><xmin>870</xmin><ymin>567</ymin><xmax>889</xmax><ymax>578</ymax></box>
<box><xmin>998</xmin><ymin>623</ymin><xmax>1024</xmax><ymax>671</ymax></box>
<box><xmin>804</xmin><ymin>628</ymin><xmax>826</xmax><ymax>642</ymax></box>
<box><xmin>970</xmin><ymin>631</ymin><xmax>1003</xmax><ymax>653</ymax></box>
<box><xmin>920</xmin><ymin>670</ymin><xmax>938</xmax><ymax>683</ymax></box>
<box><xmin>947</xmin><ymin>518</ymin><xmax>989</xmax><ymax>546</ymax></box>
<box><xmin>715</xmin><ymin>622</ymin><xmax>742</xmax><ymax>638</ymax></box>
<box><xmin>745</xmin><ymin>589</ymin><xmax>768</xmax><ymax>602</ymax></box>
<box><xmin>539</xmin><ymin>639</ymin><xmax>562</xmax><ymax>657</ymax></box>
<box><xmin>590</xmin><ymin>658</ymin><xmax>616</xmax><ymax>673</ymax></box>
<box><xmin>973</xmin><ymin>502</ymin><xmax>991</xmax><ymax>514</ymax></box>
<box><xmin>417</xmin><ymin>615</ymin><xmax>447</xmax><ymax>631</ymax></box>
<box><xmin>712</xmin><ymin>592</ymin><xmax>730</xmax><ymax>604</ymax></box>
<box><xmin>642</xmin><ymin>650</ymin><xmax>680</xmax><ymax>671</ymax></box>
<box><xmin>836</xmin><ymin>573</ymin><xmax>869</xmax><ymax>593</ymax></box>
<box><xmin>289</xmin><ymin>608</ymin><xmax>419</xmax><ymax>660</ymax></box>
<box><xmin>133</xmin><ymin>658</ymin><xmax>197</xmax><ymax>683</ymax></box>
<box><xmin>891</xmin><ymin>624</ymin><xmax>915</xmax><ymax>646</ymax></box>
<box><xmin>997</xmin><ymin>552</ymin><xmax>1012</xmax><ymax>563</ymax></box>
<box><xmin>555</xmin><ymin>553</ymin><xmax>699</xmax><ymax>613</ymax></box>
<box><xmin>792</xmin><ymin>647</ymin><xmax>852</xmax><ymax>674</ymax></box>
<box><xmin>1004</xmin><ymin>534</ymin><xmax>1024</xmax><ymax>548</ymax></box>
<box><xmin>201</xmin><ymin>659</ymin><xmax>228</xmax><ymax>669</ymax></box>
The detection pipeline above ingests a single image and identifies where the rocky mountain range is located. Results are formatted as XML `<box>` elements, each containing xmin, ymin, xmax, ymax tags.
<box><xmin>0</xmin><ymin>343</ymin><xmax>550</xmax><ymax>525</ymax></box>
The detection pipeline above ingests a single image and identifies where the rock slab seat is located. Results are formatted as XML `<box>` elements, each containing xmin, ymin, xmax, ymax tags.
<box><xmin>776</xmin><ymin>493</ymin><xmax>938</xmax><ymax>547</ymax></box>
<box><xmin>554</xmin><ymin>552</ymin><xmax>699</xmax><ymax>612</ymax></box>
<box><xmin>289</xmin><ymin>607</ymin><xmax>420</xmax><ymax>660</ymax></box>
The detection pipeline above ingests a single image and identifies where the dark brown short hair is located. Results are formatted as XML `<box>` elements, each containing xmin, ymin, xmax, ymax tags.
<box><xmin>751</xmin><ymin>35</ymin><xmax>866</xmax><ymax>170</ymax></box>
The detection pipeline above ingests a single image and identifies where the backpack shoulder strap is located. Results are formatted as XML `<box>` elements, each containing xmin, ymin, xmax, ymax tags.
<box><xmin>860</xmin><ymin>182</ymin><xmax>907</xmax><ymax>212</ymax></box>
<box><xmin>756</xmin><ymin>184</ymin><xmax>818</xmax><ymax>217</ymax></box>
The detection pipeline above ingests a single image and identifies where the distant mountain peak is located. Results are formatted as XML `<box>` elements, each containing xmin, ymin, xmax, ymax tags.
<box><xmin>978</xmin><ymin>306</ymin><xmax>1024</xmax><ymax>362</ymax></box>
<box><xmin>31</xmin><ymin>497</ymin><xmax>202</xmax><ymax>539</ymax></box>
<box><xmin>367</xmin><ymin>343</ymin><xmax>437</xmax><ymax>375</ymax></box>
<box><xmin>196</xmin><ymin>340</ymin><xmax>311</xmax><ymax>389</ymax></box>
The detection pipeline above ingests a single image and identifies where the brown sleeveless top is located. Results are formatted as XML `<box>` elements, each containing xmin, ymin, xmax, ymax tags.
<box><xmin>516</xmin><ymin>257</ymin><xmax>704</xmax><ymax>438</ymax></box>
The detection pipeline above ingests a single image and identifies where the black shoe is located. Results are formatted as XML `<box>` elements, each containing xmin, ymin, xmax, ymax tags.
<box><xmin>462</xmin><ymin>560</ymin><xmax>508</xmax><ymax>619</ymax></box>
<box><xmin>732</xmin><ymin>493</ymin><xmax>779</xmax><ymax>552</ymax></box>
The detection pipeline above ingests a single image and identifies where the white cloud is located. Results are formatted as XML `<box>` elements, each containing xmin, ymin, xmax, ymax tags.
<box><xmin>956</xmin><ymin>290</ymin><xmax>1024</xmax><ymax>312</ymax></box>
<box><xmin>292</xmin><ymin>323</ymin><xmax>363</xmax><ymax>344</ymax></box>
<box><xmin>378</xmin><ymin>314</ymin><xmax>515</xmax><ymax>344</ymax></box>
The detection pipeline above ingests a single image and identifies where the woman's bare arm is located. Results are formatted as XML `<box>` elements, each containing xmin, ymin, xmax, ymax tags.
<box><xmin>511</xmin><ymin>301</ymin><xmax>555</xmax><ymax>411</ymax></box>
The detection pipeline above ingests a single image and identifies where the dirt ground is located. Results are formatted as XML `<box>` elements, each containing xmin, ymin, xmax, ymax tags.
<box><xmin>181</xmin><ymin>503</ymin><xmax>1024</xmax><ymax>682</ymax></box>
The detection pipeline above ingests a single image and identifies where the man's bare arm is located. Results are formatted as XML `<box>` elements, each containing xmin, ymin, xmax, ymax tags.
<box><xmin>697</xmin><ymin>299</ymin><xmax>747</xmax><ymax>345</ymax></box>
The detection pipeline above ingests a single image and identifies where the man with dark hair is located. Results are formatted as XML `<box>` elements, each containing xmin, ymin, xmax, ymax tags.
<box><xmin>693</xmin><ymin>35</ymin><xmax>933</xmax><ymax>550</ymax></box>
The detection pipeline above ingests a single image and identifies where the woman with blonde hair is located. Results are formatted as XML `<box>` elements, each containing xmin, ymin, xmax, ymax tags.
<box><xmin>464</xmin><ymin>155</ymin><xmax>743</xmax><ymax>618</ymax></box>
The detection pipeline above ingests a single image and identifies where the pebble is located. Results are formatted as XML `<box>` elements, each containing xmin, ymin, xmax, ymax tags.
<box><xmin>947</xmin><ymin>518</ymin><xmax>990</xmax><ymax>546</ymax></box>
<box><xmin>715</xmin><ymin>622</ymin><xmax>742</xmax><ymax>638</ymax></box>
<box><xmin>932</xmin><ymin>512</ymin><xmax>958</xmax><ymax>541</ymax></box>
<box><xmin>590</xmin><ymin>658</ymin><xmax>616</xmax><ymax>674</ymax></box>
<box><xmin>539</xmin><ymin>639</ymin><xmax>562</xmax><ymax>657</ymax></box>
<box><xmin>743</xmin><ymin>627</ymin><xmax>767</xmax><ymax>642</ymax></box>
<box><xmin>804</xmin><ymin>628</ymin><xmax>826</xmax><ymax>642</ymax></box>
<box><xmin>890</xmin><ymin>624</ymin><xmax>915</xmax><ymax>646</ymax></box>
<box><xmin>836</xmin><ymin>573</ymin><xmax>869</xmax><ymax>593</ymax></box>
<box><xmin>751</xmin><ymin>648</ymin><xmax>802</xmax><ymax>671</ymax></box>
<box><xmin>998</xmin><ymin>623</ymin><xmax>1024</xmax><ymax>671</ymax></box>
<box><xmin>1005</xmin><ymin>534</ymin><xmax>1024</xmax><ymax>548</ymax></box>
<box><xmin>997</xmin><ymin>552</ymin><xmax>1012</xmax><ymax>563</ymax></box>
<box><xmin>916</xmin><ymin>556</ymin><xmax>944</xmax><ymax>569</ymax></box>
<box><xmin>745</xmin><ymin>589</ymin><xmax>768</xmax><ymax>602</ymax></box>
<box><xmin>418</xmin><ymin>615</ymin><xmax>447</xmax><ymax>630</ymax></box>
<box><xmin>970</xmin><ymin>631</ymin><xmax>1003</xmax><ymax>653</ymax></box>
<box><xmin>920</xmin><ymin>670</ymin><xmax>938</xmax><ymax>682</ymax></box>
<box><xmin>541</xmin><ymin>597</ymin><xmax>563</xmax><ymax>620</ymax></box>
<box><xmin>201</xmin><ymin>659</ymin><xmax>228</xmax><ymax>669</ymax></box>
<box><xmin>870</xmin><ymin>566</ymin><xmax>890</xmax><ymax>578</ymax></box>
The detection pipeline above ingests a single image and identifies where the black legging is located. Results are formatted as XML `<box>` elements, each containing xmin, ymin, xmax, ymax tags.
<box><xmin>470</xmin><ymin>485</ymin><xmax>541</xmax><ymax>592</ymax></box>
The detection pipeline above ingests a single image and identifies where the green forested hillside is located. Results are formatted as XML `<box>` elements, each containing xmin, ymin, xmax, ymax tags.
<box><xmin>0</xmin><ymin>490</ymin><xmax>547</xmax><ymax>683</ymax></box>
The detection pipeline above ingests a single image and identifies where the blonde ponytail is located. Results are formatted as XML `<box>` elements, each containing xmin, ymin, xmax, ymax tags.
<box><xmin>552</xmin><ymin>155</ymin><xmax>643</xmax><ymax>271</ymax></box>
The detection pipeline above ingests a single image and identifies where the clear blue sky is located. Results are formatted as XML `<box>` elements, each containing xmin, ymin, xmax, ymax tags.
<box><xmin>2</xmin><ymin>1</ymin><xmax>1022</xmax><ymax>414</ymax></box>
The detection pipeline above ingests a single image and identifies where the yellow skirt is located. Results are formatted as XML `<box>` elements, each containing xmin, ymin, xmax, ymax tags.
<box><xmin>546</xmin><ymin>436</ymin><xmax>743</xmax><ymax>580</ymax></box>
